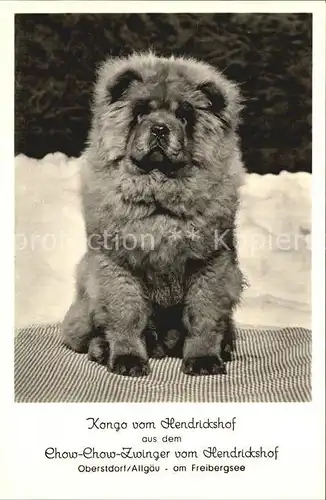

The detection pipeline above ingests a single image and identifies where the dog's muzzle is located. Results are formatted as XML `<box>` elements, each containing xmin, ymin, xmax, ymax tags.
<box><xmin>131</xmin><ymin>119</ymin><xmax>186</xmax><ymax>177</ymax></box>
<box><xmin>134</xmin><ymin>147</ymin><xmax>184</xmax><ymax>177</ymax></box>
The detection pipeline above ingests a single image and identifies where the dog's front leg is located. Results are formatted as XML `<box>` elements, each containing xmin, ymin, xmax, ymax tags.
<box><xmin>92</xmin><ymin>253</ymin><xmax>151</xmax><ymax>377</ymax></box>
<box><xmin>182</xmin><ymin>252</ymin><xmax>242</xmax><ymax>376</ymax></box>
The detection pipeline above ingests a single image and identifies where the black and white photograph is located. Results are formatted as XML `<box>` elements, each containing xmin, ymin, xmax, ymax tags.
<box><xmin>14</xmin><ymin>10</ymin><xmax>314</xmax><ymax>404</ymax></box>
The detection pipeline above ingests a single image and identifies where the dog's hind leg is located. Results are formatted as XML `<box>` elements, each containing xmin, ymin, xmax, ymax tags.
<box><xmin>88</xmin><ymin>336</ymin><xmax>110</xmax><ymax>365</ymax></box>
<box><xmin>62</xmin><ymin>253</ymin><xmax>94</xmax><ymax>353</ymax></box>
<box><xmin>62</xmin><ymin>296</ymin><xmax>93</xmax><ymax>353</ymax></box>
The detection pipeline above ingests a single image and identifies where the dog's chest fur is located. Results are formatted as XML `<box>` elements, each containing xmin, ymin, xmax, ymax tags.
<box><xmin>143</xmin><ymin>265</ymin><xmax>185</xmax><ymax>307</ymax></box>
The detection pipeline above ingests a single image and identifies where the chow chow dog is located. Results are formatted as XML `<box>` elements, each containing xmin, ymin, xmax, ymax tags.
<box><xmin>62</xmin><ymin>52</ymin><xmax>245</xmax><ymax>376</ymax></box>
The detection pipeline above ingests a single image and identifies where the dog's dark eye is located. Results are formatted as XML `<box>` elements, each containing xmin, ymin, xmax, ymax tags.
<box><xmin>176</xmin><ymin>102</ymin><xmax>194</xmax><ymax>124</ymax></box>
<box><xmin>134</xmin><ymin>100</ymin><xmax>151</xmax><ymax>119</ymax></box>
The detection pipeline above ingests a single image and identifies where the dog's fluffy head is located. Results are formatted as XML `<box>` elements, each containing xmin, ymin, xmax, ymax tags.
<box><xmin>88</xmin><ymin>52</ymin><xmax>243</xmax><ymax>178</ymax></box>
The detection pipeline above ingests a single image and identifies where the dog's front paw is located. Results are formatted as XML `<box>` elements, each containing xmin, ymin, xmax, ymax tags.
<box><xmin>111</xmin><ymin>355</ymin><xmax>150</xmax><ymax>377</ymax></box>
<box><xmin>182</xmin><ymin>355</ymin><xmax>226</xmax><ymax>376</ymax></box>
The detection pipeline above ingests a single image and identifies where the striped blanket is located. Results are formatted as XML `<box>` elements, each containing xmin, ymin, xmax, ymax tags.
<box><xmin>14</xmin><ymin>324</ymin><xmax>311</xmax><ymax>403</ymax></box>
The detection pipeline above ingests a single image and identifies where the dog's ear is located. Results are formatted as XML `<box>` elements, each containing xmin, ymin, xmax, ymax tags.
<box><xmin>197</xmin><ymin>79</ymin><xmax>243</xmax><ymax>130</ymax></box>
<box><xmin>197</xmin><ymin>82</ymin><xmax>226</xmax><ymax>115</ymax></box>
<box><xmin>108</xmin><ymin>69</ymin><xmax>143</xmax><ymax>104</ymax></box>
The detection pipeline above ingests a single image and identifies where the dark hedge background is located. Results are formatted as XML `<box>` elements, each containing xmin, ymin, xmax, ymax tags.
<box><xmin>15</xmin><ymin>13</ymin><xmax>312</xmax><ymax>174</ymax></box>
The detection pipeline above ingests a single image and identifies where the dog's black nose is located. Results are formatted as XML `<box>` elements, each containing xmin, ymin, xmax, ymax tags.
<box><xmin>151</xmin><ymin>124</ymin><xmax>169</xmax><ymax>139</ymax></box>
